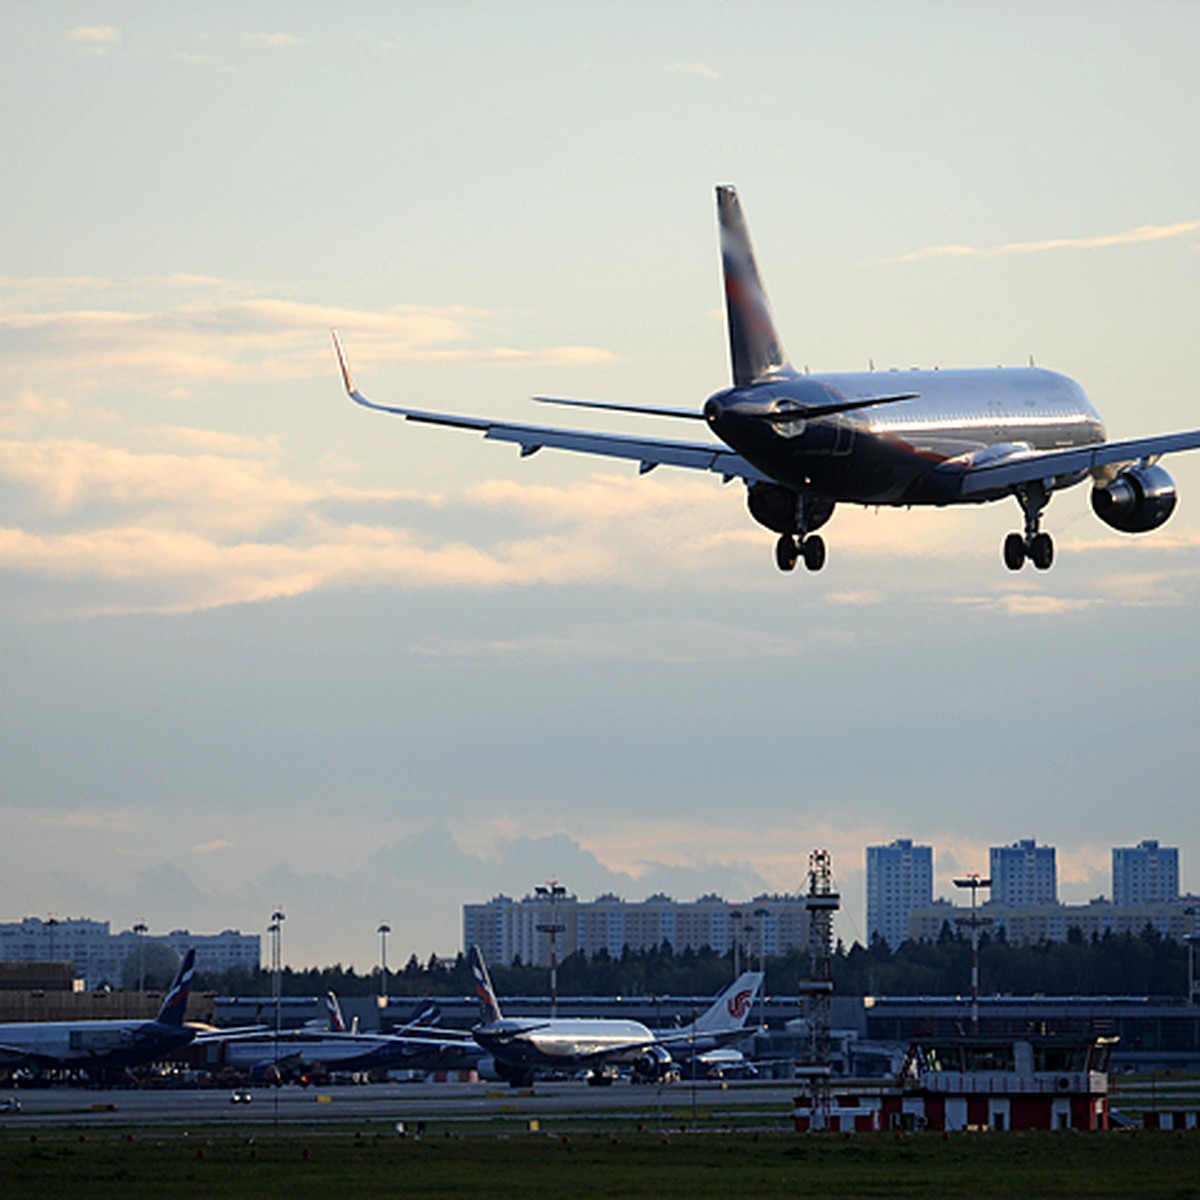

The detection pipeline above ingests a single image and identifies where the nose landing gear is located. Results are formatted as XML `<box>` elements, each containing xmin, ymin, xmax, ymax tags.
<box><xmin>1003</xmin><ymin>483</ymin><xmax>1054</xmax><ymax>571</ymax></box>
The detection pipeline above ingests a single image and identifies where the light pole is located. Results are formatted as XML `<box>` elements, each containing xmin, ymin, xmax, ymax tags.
<box><xmin>377</xmin><ymin>922</ymin><xmax>391</xmax><ymax>1008</ymax></box>
<box><xmin>953</xmin><ymin>874</ymin><xmax>992</xmax><ymax>1035</ymax></box>
<box><xmin>133</xmin><ymin>922</ymin><xmax>148</xmax><ymax>992</ymax></box>
<box><xmin>534</xmin><ymin>881</ymin><xmax>567</xmax><ymax>1018</ymax></box>
<box><xmin>729</xmin><ymin>910</ymin><xmax>742</xmax><ymax>976</ymax></box>
<box><xmin>753</xmin><ymin>906</ymin><xmax>769</xmax><ymax>1033</ymax></box>
<box><xmin>269</xmin><ymin>909</ymin><xmax>286</xmax><ymax>1048</ymax></box>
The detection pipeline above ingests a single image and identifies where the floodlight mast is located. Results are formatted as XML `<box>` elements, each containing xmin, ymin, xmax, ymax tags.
<box><xmin>953</xmin><ymin>875</ymin><xmax>992</xmax><ymax>1034</ymax></box>
<box><xmin>535</xmin><ymin>881</ymin><xmax>568</xmax><ymax>1018</ymax></box>
<box><xmin>377</xmin><ymin>922</ymin><xmax>392</xmax><ymax>1007</ymax></box>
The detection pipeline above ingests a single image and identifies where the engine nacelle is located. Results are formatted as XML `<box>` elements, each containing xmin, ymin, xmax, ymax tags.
<box><xmin>478</xmin><ymin>1057</ymin><xmax>536</xmax><ymax>1088</ymax></box>
<box><xmin>746</xmin><ymin>482</ymin><xmax>835</xmax><ymax>535</ymax></box>
<box><xmin>1091</xmin><ymin>464</ymin><xmax>1177</xmax><ymax>533</ymax></box>
<box><xmin>633</xmin><ymin>1044</ymin><xmax>674</xmax><ymax>1081</ymax></box>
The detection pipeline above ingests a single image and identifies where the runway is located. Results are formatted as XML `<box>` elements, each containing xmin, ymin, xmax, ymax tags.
<box><xmin>0</xmin><ymin>1079</ymin><xmax>798</xmax><ymax>1131</ymax></box>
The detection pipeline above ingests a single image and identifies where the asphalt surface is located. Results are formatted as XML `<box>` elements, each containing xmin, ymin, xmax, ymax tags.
<box><xmin>0</xmin><ymin>1079</ymin><xmax>799</xmax><ymax>1130</ymax></box>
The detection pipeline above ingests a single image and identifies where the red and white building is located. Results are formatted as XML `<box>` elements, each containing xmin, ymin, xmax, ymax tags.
<box><xmin>794</xmin><ymin>1034</ymin><xmax>1116</xmax><ymax>1133</ymax></box>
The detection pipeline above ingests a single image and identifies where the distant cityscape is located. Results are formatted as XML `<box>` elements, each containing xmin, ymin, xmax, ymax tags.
<box><xmin>0</xmin><ymin>919</ymin><xmax>259</xmax><ymax>991</ymax></box>
<box><xmin>0</xmin><ymin>838</ymin><xmax>1195</xmax><ymax>987</ymax></box>
<box><xmin>466</xmin><ymin>837</ymin><xmax>1197</xmax><ymax>969</ymax></box>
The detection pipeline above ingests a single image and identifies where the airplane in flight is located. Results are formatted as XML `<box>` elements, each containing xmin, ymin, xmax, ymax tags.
<box><xmin>335</xmin><ymin>186</ymin><xmax>1200</xmax><ymax>573</ymax></box>
<box><xmin>0</xmin><ymin>949</ymin><xmax>196</xmax><ymax>1077</ymax></box>
<box><xmin>467</xmin><ymin>944</ymin><xmax>762</xmax><ymax>1086</ymax></box>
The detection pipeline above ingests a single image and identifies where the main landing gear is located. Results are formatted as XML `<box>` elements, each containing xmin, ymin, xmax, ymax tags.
<box><xmin>776</xmin><ymin>532</ymin><xmax>826</xmax><ymax>572</ymax></box>
<box><xmin>1003</xmin><ymin>482</ymin><xmax>1054</xmax><ymax>571</ymax></box>
<box><xmin>774</xmin><ymin>492</ymin><xmax>827</xmax><ymax>572</ymax></box>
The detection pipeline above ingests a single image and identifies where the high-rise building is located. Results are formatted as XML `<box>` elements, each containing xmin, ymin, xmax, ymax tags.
<box><xmin>0</xmin><ymin>917</ymin><xmax>260</xmax><ymax>989</ymax></box>
<box><xmin>1112</xmin><ymin>839</ymin><xmax>1179</xmax><ymax>906</ymax></box>
<box><xmin>989</xmin><ymin>839</ymin><xmax>1057</xmax><ymax>907</ymax></box>
<box><xmin>462</xmin><ymin>892</ymin><xmax>809</xmax><ymax>966</ymax></box>
<box><xmin>865</xmin><ymin>839</ymin><xmax>933</xmax><ymax>950</ymax></box>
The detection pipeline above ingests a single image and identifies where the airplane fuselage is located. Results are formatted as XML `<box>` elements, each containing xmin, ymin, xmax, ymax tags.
<box><xmin>194</xmin><ymin>1029</ymin><xmax>481</xmax><ymax>1075</ymax></box>
<box><xmin>705</xmin><ymin>366</ymin><xmax>1106</xmax><ymax>507</ymax></box>
<box><xmin>474</xmin><ymin>1018</ymin><xmax>656</xmax><ymax>1068</ymax></box>
<box><xmin>0</xmin><ymin>1017</ymin><xmax>194</xmax><ymax>1072</ymax></box>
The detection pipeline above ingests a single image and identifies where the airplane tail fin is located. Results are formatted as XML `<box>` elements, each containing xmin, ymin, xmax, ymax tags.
<box><xmin>468</xmin><ymin>945</ymin><xmax>503</xmax><ymax>1024</ymax></box>
<box><xmin>155</xmin><ymin>948</ymin><xmax>196</xmax><ymax>1027</ymax></box>
<box><xmin>717</xmin><ymin>185</ymin><xmax>790</xmax><ymax>386</ymax></box>
<box><xmin>396</xmin><ymin>999</ymin><xmax>442</xmax><ymax>1031</ymax></box>
<box><xmin>325</xmin><ymin>992</ymin><xmax>347</xmax><ymax>1033</ymax></box>
<box><xmin>691</xmin><ymin>971</ymin><xmax>763</xmax><ymax>1035</ymax></box>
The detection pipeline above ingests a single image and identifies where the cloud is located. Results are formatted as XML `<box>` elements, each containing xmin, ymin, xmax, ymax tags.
<box><xmin>242</xmin><ymin>33</ymin><xmax>304</xmax><ymax>50</ymax></box>
<box><xmin>667</xmin><ymin>61</ymin><xmax>721</xmax><ymax>81</ymax></box>
<box><xmin>67</xmin><ymin>26</ymin><xmax>119</xmax><ymax>54</ymax></box>
<box><xmin>0</xmin><ymin>389</ymin><xmax>71</xmax><ymax>433</ymax></box>
<box><xmin>0</xmin><ymin>283</ymin><xmax>615</xmax><ymax>387</ymax></box>
<box><xmin>876</xmin><ymin>219</ymin><xmax>1200</xmax><ymax>265</ymax></box>
<box><xmin>192</xmin><ymin>839</ymin><xmax>235</xmax><ymax>855</ymax></box>
<box><xmin>410</xmin><ymin>617</ymin><xmax>851</xmax><ymax>665</ymax></box>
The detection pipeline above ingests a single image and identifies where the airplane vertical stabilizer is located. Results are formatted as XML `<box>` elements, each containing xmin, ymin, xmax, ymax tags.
<box><xmin>325</xmin><ymin>992</ymin><xmax>347</xmax><ymax>1033</ymax></box>
<box><xmin>468</xmin><ymin>945</ymin><xmax>504</xmax><ymax>1024</ymax></box>
<box><xmin>717</xmin><ymin>185</ymin><xmax>790</xmax><ymax>386</ymax></box>
<box><xmin>690</xmin><ymin>971</ymin><xmax>763</xmax><ymax>1034</ymax></box>
<box><xmin>155</xmin><ymin>948</ymin><xmax>196</xmax><ymax>1027</ymax></box>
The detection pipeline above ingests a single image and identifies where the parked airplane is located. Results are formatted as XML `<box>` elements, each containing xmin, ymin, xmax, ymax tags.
<box><xmin>335</xmin><ymin>186</ymin><xmax>1200</xmax><ymax>573</ymax></box>
<box><xmin>190</xmin><ymin>995</ymin><xmax>480</xmax><ymax>1079</ymax></box>
<box><xmin>0</xmin><ymin>949</ymin><xmax>196</xmax><ymax>1076</ymax></box>
<box><xmin>468</xmin><ymin>944</ymin><xmax>762</xmax><ymax>1086</ymax></box>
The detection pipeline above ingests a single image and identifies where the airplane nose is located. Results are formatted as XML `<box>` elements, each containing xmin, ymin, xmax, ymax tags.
<box><xmin>704</xmin><ymin>396</ymin><xmax>725</xmax><ymax>427</ymax></box>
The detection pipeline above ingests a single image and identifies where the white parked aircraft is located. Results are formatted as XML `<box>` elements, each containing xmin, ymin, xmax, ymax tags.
<box><xmin>0</xmin><ymin>949</ymin><xmax>195</xmax><ymax>1077</ymax></box>
<box><xmin>335</xmin><ymin>186</ymin><xmax>1200</xmax><ymax>573</ymax></box>
<box><xmin>468</xmin><ymin>945</ymin><xmax>762</xmax><ymax>1086</ymax></box>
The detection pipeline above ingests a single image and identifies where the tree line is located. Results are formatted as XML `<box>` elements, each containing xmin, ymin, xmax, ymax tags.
<box><xmin>193</xmin><ymin>925</ymin><xmax>1192</xmax><ymax>1001</ymax></box>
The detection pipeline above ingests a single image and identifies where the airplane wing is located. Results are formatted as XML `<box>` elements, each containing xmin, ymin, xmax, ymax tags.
<box><xmin>333</xmin><ymin>333</ymin><xmax>767</xmax><ymax>484</ymax></box>
<box><xmin>959</xmin><ymin>429</ymin><xmax>1200</xmax><ymax>495</ymax></box>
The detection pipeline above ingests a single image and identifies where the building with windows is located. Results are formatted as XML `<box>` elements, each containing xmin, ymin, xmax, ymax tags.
<box><xmin>1113</xmin><ymin>839</ymin><xmax>1179</xmax><ymax>906</ymax></box>
<box><xmin>462</xmin><ymin>891</ymin><xmax>809</xmax><ymax>967</ymax></box>
<box><xmin>907</xmin><ymin>894</ymin><xmax>1199</xmax><ymax>947</ymax></box>
<box><xmin>0</xmin><ymin>917</ymin><xmax>260</xmax><ymax>989</ymax></box>
<box><xmin>865</xmin><ymin>839</ymin><xmax>933</xmax><ymax>950</ymax></box>
<box><xmin>989</xmin><ymin>839</ymin><xmax>1057</xmax><ymax>907</ymax></box>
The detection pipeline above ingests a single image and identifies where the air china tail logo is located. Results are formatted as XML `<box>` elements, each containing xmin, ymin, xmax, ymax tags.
<box><xmin>727</xmin><ymin>988</ymin><xmax>753</xmax><ymax>1019</ymax></box>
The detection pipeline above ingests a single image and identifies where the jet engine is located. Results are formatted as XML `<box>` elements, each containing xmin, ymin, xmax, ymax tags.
<box><xmin>478</xmin><ymin>1057</ymin><xmax>537</xmax><ymax>1088</ymax></box>
<box><xmin>746</xmin><ymin>482</ymin><xmax>835</xmax><ymax>535</ymax></box>
<box><xmin>1090</xmin><ymin>464</ymin><xmax>1177</xmax><ymax>533</ymax></box>
<box><xmin>632</xmin><ymin>1045</ymin><xmax>675</xmax><ymax>1082</ymax></box>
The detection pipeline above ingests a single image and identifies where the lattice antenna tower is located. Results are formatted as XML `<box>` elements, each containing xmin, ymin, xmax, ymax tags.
<box><xmin>797</xmin><ymin>847</ymin><xmax>840</xmax><ymax>1127</ymax></box>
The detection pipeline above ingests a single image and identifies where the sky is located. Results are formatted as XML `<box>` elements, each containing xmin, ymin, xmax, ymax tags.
<box><xmin>1</xmin><ymin>2</ymin><xmax>1198</xmax><ymax>972</ymax></box>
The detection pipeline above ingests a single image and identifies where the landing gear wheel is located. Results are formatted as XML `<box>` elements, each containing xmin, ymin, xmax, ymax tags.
<box><xmin>802</xmin><ymin>534</ymin><xmax>826</xmax><ymax>572</ymax></box>
<box><xmin>1003</xmin><ymin>532</ymin><xmax>1026</xmax><ymax>571</ymax></box>
<box><xmin>1029</xmin><ymin>531</ymin><xmax>1054</xmax><ymax>570</ymax></box>
<box><xmin>775</xmin><ymin>534</ymin><xmax>798</xmax><ymax>572</ymax></box>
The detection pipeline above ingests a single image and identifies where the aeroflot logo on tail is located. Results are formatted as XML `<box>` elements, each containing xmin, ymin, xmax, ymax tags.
<box><xmin>727</xmin><ymin>989</ymin><xmax>753</xmax><ymax>1019</ymax></box>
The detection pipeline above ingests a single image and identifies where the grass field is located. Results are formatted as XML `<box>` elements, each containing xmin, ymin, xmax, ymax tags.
<box><xmin>2</xmin><ymin>1126</ymin><xmax>1198</xmax><ymax>1199</ymax></box>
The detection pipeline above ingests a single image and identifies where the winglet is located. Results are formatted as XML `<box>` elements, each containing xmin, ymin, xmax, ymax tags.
<box><xmin>331</xmin><ymin>329</ymin><xmax>356</xmax><ymax>396</ymax></box>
